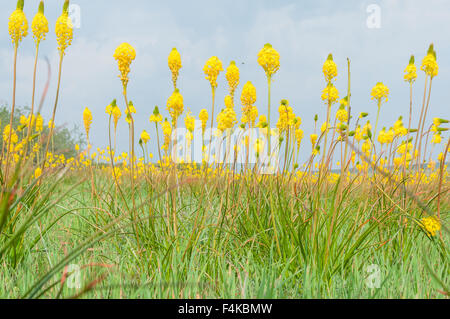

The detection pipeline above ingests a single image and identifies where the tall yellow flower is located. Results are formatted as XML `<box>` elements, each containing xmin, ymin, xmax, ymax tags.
<box><xmin>3</xmin><ymin>125</ymin><xmax>18</xmax><ymax>145</ymax></box>
<box><xmin>168</xmin><ymin>48</ymin><xmax>182</xmax><ymax>88</ymax></box>
<box><xmin>240</xmin><ymin>82</ymin><xmax>257</xmax><ymax>107</ymax></box>
<box><xmin>55</xmin><ymin>1</ymin><xmax>73</xmax><ymax>56</ymax></box>
<box><xmin>323</xmin><ymin>54</ymin><xmax>338</xmax><ymax>82</ymax></box>
<box><xmin>140</xmin><ymin>130</ymin><xmax>150</xmax><ymax>144</ymax></box>
<box><xmin>83</xmin><ymin>107</ymin><xmax>93</xmax><ymax>139</ymax></box>
<box><xmin>114</xmin><ymin>43</ymin><xmax>136</xmax><ymax>91</ymax></box>
<box><xmin>371</xmin><ymin>82</ymin><xmax>389</xmax><ymax>104</ymax></box>
<box><xmin>167</xmin><ymin>89</ymin><xmax>184</xmax><ymax>123</ymax></box>
<box><xmin>404</xmin><ymin>55</ymin><xmax>417</xmax><ymax>83</ymax></box>
<box><xmin>199</xmin><ymin>109</ymin><xmax>209</xmax><ymax>133</ymax></box>
<box><xmin>125</xmin><ymin>101</ymin><xmax>136</xmax><ymax>124</ymax></box>
<box><xmin>226</xmin><ymin>61</ymin><xmax>240</xmax><ymax>97</ymax></box>
<box><xmin>36</xmin><ymin>113</ymin><xmax>43</xmax><ymax>132</ymax></box>
<box><xmin>420</xmin><ymin>216</ymin><xmax>441</xmax><ymax>237</ymax></box>
<box><xmin>421</xmin><ymin>44</ymin><xmax>438</xmax><ymax>78</ymax></box>
<box><xmin>217</xmin><ymin>108</ymin><xmax>237</xmax><ymax>132</ymax></box>
<box><xmin>204</xmin><ymin>56</ymin><xmax>223</xmax><ymax>89</ymax></box>
<box><xmin>258</xmin><ymin>43</ymin><xmax>280</xmax><ymax>155</ymax></box>
<box><xmin>257</xmin><ymin>43</ymin><xmax>280</xmax><ymax>79</ymax></box>
<box><xmin>9</xmin><ymin>0</ymin><xmax>28</xmax><ymax>45</ymax></box>
<box><xmin>32</xmin><ymin>1</ymin><xmax>48</xmax><ymax>45</ymax></box>
<box><xmin>321</xmin><ymin>83</ymin><xmax>339</xmax><ymax>104</ymax></box>
<box><xmin>149</xmin><ymin>106</ymin><xmax>163</xmax><ymax>124</ymax></box>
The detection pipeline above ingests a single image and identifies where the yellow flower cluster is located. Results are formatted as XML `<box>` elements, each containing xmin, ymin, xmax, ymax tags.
<box><xmin>149</xmin><ymin>106</ymin><xmax>163</xmax><ymax>124</ymax></box>
<box><xmin>161</xmin><ymin>119</ymin><xmax>172</xmax><ymax>151</ymax></box>
<box><xmin>240</xmin><ymin>81</ymin><xmax>257</xmax><ymax>107</ymax></box>
<box><xmin>257</xmin><ymin>43</ymin><xmax>280</xmax><ymax>78</ymax></box>
<box><xmin>199</xmin><ymin>109</ymin><xmax>209</xmax><ymax>133</ymax></box>
<box><xmin>113</xmin><ymin>43</ymin><xmax>136</xmax><ymax>89</ymax></box>
<box><xmin>242</xmin><ymin>106</ymin><xmax>258</xmax><ymax>127</ymax></box>
<box><xmin>3</xmin><ymin>125</ymin><xmax>18</xmax><ymax>145</ymax></box>
<box><xmin>125</xmin><ymin>101</ymin><xmax>136</xmax><ymax>123</ymax></box>
<box><xmin>106</xmin><ymin>100</ymin><xmax>122</xmax><ymax>128</ymax></box>
<box><xmin>204</xmin><ymin>56</ymin><xmax>223</xmax><ymax>88</ymax></box>
<box><xmin>226</xmin><ymin>61</ymin><xmax>240</xmax><ymax>97</ymax></box>
<box><xmin>55</xmin><ymin>1</ymin><xmax>73</xmax><ymax>55</ymax></box>
<box><xmin>420</xmin><ymin>216</ymin><xmax>441</xmax><ymax>237</ymax></box>
<box><xmin>404</xmin><ymin>56</ymin><xmax>417</xmax><ymax>83</ymax></box>
<box><xmin>83</xmin><ymin>107</ymin><xmax>93</xmax><ymax>138</ymax></box>
<box><xmin>32</xmin><ymin>1</ymin><xmax>49</xmax><ymax>45</ymax></box>
<box><xmin>393</xmin><ymin>117</ymin><xmax>407</xmax><ymax>136</ymax></box>
<box><xmin>323</xmin><ymin>54</ymin><xmax>337</xmax><ymax>82</ymax></box>
<box><xmin>421</xmin><ymin>44</ymin><xmax>438</xmax><ymax>78</ymax></box>
<box><xmin>224</xmin><ymin>95</ymin><xmax>234</xmax><ymax>109</ymax></box>
<box><xmin>378</xmin><ymin>128</ymin><xmax>394</xmax><ymax>144</ymax></box>
<box><xmin>371</xmin><ymin>82</ymin><xmax>389</xmax><ymax>103</ymax></box>
<box><xmin>168</xmin><ymin>48</ymin><xmax>182</xmax><ymax>88</ymax></box>
<box><xmin>167</xmin><ymin>89</ymin><xmax>184</xmax><ymax>121</ymax></box>
<box><xmin>217</xmin><ymin>107</ymin><xmax>237</xmax><ymax>132</ymax></box>
<box><xmin>336</xmin><ymin>106</ymin><xmax>348</xmax><ymax>123</ymax></box>
<box><xmin>295</xmin><ymin>128</ymin><xmax>304</xmax><ymax>148</ymax></box>
<box><xmin>140</xmin><ymin>130</ymin><xmax>150</xmax><ymax>144</ymax></box>
<box><xmin>8</xmin><ymin>1</ymin><xmax>28</xmax><ymax>45</ymax></box>
<box><xmin>321</xmin><ymin>83</ymin><xmax>339</xmax><ymax>104</ymax></box>
<box><xmin>277</xmin><ymin>100</ymin><xmax>296</xmax><ymax>132</ymax></box>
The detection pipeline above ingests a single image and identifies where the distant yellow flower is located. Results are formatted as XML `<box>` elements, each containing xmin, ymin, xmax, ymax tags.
<box><xmin>83</xmin><ymin>107</ymin><xmax>93</xmax><ymax>138</ymax></box>
<box><xmin>3</xmin><ymin>125</ymin><xmax>18</xmax><ymax>144</ymax></box>
<box><xmin>217</xmin><ymin>107</ymin><xmax>237</xmax><ymax>132</ymax></box>
<box><xmin>404</xmin><ymin>55</ymin><xmax>417</xmax><ymax>83</ymax></box>
<box><xmin>184</xmin><ymin>111</ymin><xmax>196</xmax><ymax>133</ymax></box>
<box><xmin>204</xmin><ymin>56</ymin><xmax>223</xmax><ymax>89</ymax></box>
<box><xmin>323</xmin><ymin>54</ymin><xmax>337</xmax><ymax>82</ymax></box>
<box><xmin>36</xmin><ymin>113</ymin><xmax>43</xmax><ymax>132</ymax></box>
<box><xmin>168</xmin><ymin>48</ymin><xmax>182</xmax><ymax>88</ymax></box>
<box><xmin>34</xmin><ymin>167</ymin><xmax>42</xmax><ymax>179</ymax></box>
<box><xmin>55</xmin><ymin>1</ymin><xmax>73</xmax><ymax>55</ymax></box>
<box><xmin>257</xmin><ymin>43</ymin><xmax>280</xmax><ymax>79</ymax></box>
<box><xmin>32</xmin><ymin>1</ymin><xmax>48</xmax><ymax>45</ymax></box>
<box><xmin>431</xmin><ymin>133</ymin><xmax>441</xmax><ymax>144</ymax></box>
<box><xmin>336</xmin><ymin>106</ymin><xmax>348</xmax><ymax>123</ymax></box>
<box><xmin>420</xmin><ymin>216</ymin><xmax>441</xmax><ymax>237</ymax></box>
<box><xmin>125</xmin><ymin>101</ymin><xmax>136</xmax><ymax>123</ymax></box>
<box><xmin>8</xmin><ymin>0</ymin><xmax>28</xmax><ymax>45</ymax></box>
<box><xmin>114</xmin><ymin>43</ymin><xmax>136</xmax><ymax>89</ymax></box>
<box><xmin>199</xmin><ymin>109</ymin><xmax>209</xmax><ymax>133</ymax></box>
<box><xmin>149</xmin><ymin>106</ymin><xmax>163</xmax><ymax>123</ymax></box>
<box><xmin>140</xmin><ymin>130</ymin><xmax>150</xmax><ymax>144</ymax></box>
<box><xmin>421</xmin><ymin>44</ymin><xmax>438</xmax><ymax>78</ymax></box>
<box><xmin>226</xmin><ymin>61</ymin><xmax>240</xmax><ymax>96</ymax></box>
<box><xmin>295</xmin><ymin>128</ymin><xmax>304</xmax><ymax>148</ymax></box>
<box><xmin>241</xmin><ymin>81</ymin><xmax>257</xmax><ymax>107</ymax></box>
<box><xmin>310</xmin><ymin>134</ymin><xmax>318</xmax><ymax>147</ymax></box>
<box><xmin>371</xmin><ymin>82</ymin><xmax>389</xmax><ymax>104</ymax></box>
<box><xmin>321</xmin><ymin>83</ymin><xmax>339</xmax><ymax>104</ymax></box>
<box><xmin>167</xmin><ymin>89</ymin><xmax>184</xmax><ymax>121</ymax></box>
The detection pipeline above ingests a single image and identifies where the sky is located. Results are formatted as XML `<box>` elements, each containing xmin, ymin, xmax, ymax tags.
<box><xmin>0</xmin><ymin>0</ymin><xmax>449</xmax><ymax>163</ymax></box>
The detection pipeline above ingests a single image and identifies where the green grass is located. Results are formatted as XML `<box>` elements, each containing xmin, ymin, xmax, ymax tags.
<box><xmin>0</xmin><ymin>168</ymin><xmax>447</xmax><ymax>299</ymax></box>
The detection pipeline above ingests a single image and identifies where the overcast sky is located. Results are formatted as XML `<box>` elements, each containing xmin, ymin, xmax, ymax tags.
<box><xmin>0</xmin><ymin>0</ymin><xmax>449</xmax><ymax>161</ymax></box>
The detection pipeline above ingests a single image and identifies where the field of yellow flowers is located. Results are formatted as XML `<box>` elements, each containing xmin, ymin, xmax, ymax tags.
<box><xmin>0</xmin><ymin>1</ymin><xmax>448</xmax><ymax>299</ymax></box>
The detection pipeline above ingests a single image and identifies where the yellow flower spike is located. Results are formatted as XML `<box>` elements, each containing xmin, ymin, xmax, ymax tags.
<box><xmin>55</xmin><ymin>0</ymin><xmax>73</xmax><ymax>56</ymax></box>
<box><xmin>336</xmin><ymin>105</ymin><xmax>348</xmax><ymax>123</ymax></box>
<box><xmin>3</xmin><ymin>125</ymin><xmax>18</xmax><ymax>145</ymax></box>
<box><xmin>224</xmin><ymin>95</ymin><xmax>234</xmax><ymax>109</ymax></box>
<box><xmin>240</xmin><ymin>81</ymin><xmax>257</xmax><ymax>108</ymax></box>
<box><xmin>114</xmin><ymin>43</ymin><xmax>136</xmax><ymax>91</ymax></box>
<box><xmin>184</xmin><ymin>110</ymin><xmax>196</xmax><ymax>133</ymax></box>
<box><xmin>226</xmin><ymin>61</ymin><xmax>240</xmax><ymax>97</ymax></box>
<box><xmin>125</xmin><ymin>101</ymin><xmax>136</xmax><ymax>123</ymax></box>
<box><xmin>140</xmin><ymin>130</ymin><xmax>150</xmax><ymax>144</ymax></box>
<box><xmin>167</xmin><ymin>89</ymin><xmax>184</xmax><ymax>122</ymax></box>
<box><xmin>32</xmin><ymin>1</ymin><xmax>49</xmax><ymax>45</ymax></box>
<box><xmin>168</xmin><ymin>48</ymin><xmax>182</xmax><ymax>88</ymax></box>
<box><xmin>323</xmin><ymin>54</ymin><xmax>338</xmax><ymax>82</ymax></box>
<box><xmin>295</xmin><ymin>128</ymin><xmax>304</xmax><ymax>148</ymax></box>
<box><xmin>257</xmin><ymin>43</ymin><xmax>280</xmax><ymax>79</ymax></box>
<box><xmin>149</xmin><ymin>106</ymin><xmax>163</xmax><ymax>123</ymax></box>
<box><xmin>371</xmin><ymin>82</ymin><xmax>389</xmax><ymax>103</ymax></box>
<box><xmin>310</xmin><ymin>134</ymin><xmax>318</xmax><ymax>147</ymax></box>
<box><xmin>204</xmin><ymin>56</ymin><xmax>223</xmax><ymax>89</ymax></box>
<box><xmin>9</xmin><ymin>0</ymin><xmax>28</xmax><ymax>45</ymax></box>
<box><xmin>419</xmin><ymin>216</ymin><xmax>441</xmax><ymax>237</ymax></box>
<box><xmin>199</xmin><ymin>109</ymin><xmax>209</xmax><ymax>133</ymax></box>
<box><xmin>217</xmin><ymin>107</ymin><xmax>237</xmax><ymax>132</ymax></box>
<box><xmin>404</xmin><ymin>55</ymin><xmax>417</xmax><ymax>83</ymax></box>
<box><xmin>421</xmin><ymin>44</ymin><xmax>438</xmax><ymax>78</ymax></box>
<box><xmin>321</xmin><ymin>83</ymin><xmax>339</xmax><ymax>104</ymax></box>
<box><xmin>83</xmin><ymin>107</ymin><xmax>93</xmax><ymax>139</ymax></box>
